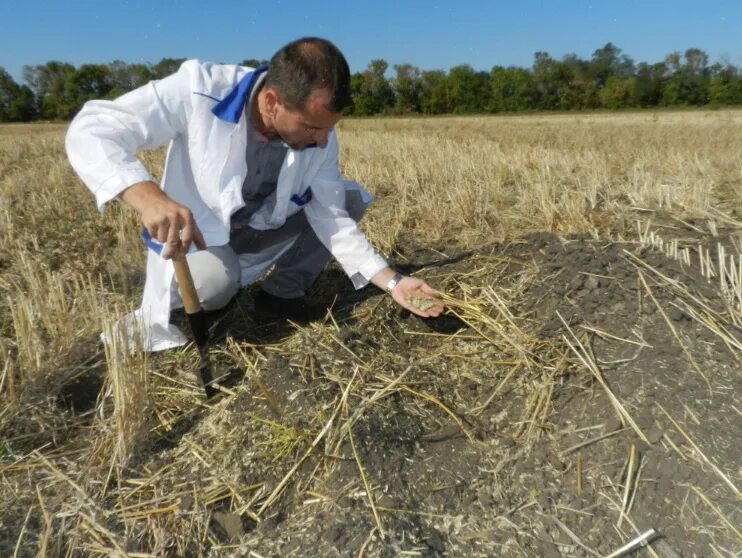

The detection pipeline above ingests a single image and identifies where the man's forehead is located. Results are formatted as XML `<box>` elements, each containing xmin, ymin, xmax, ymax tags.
<box><xmin>305</xmin><ymin>88</ymin><xmax>333</xmax><ymax>109</ymax></box>
<box><xmin>303</xmin><ymin>91</ymin><xmax>341</xmax><ymax>123</ymax></box>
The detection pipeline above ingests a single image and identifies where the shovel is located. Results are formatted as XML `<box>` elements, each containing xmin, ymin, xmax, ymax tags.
<box><xmin>142</xmin><ymin>229</ymin><xmax>219</xmax><ymax>398</ymax></box>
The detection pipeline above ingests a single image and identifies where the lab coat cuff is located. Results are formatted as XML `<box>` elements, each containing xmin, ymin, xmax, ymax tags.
<box><xmin>96</xmin><ymin>168</ymin><xmax>154</xmax><ymax>211</ymax></box>
<box><xmin>348</xmin><ymin>254</ymin><xmax>389</xmax><ymax>290</ymax></box>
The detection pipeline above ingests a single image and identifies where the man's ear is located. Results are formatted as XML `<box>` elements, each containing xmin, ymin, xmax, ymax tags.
<box><xmin>263</xmin><ymin>88</ymin><xmax>279</xmax><ymax>116</ymax></box>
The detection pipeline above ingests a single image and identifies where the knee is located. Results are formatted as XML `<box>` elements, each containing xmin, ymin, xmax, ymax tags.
<box><xmin>345</xmin><ymin>189</ymin><xmax>370</xmax><ymax>222</ymax></box>
<box><xmin>186</xmin><ymin>245</ymin><xmax>241</xmax><ymax>311</ymax></box>
<box><xmin>199</xmin><ymin>272</ymin><xmax>240</xmax><ymax>311</ymax></box>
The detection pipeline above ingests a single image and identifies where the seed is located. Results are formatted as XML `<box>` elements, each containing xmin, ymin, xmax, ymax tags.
<box><xmin>406</xmin><ymin>295</ymin><xmax>438</xmax><ymax>312</ymax></box>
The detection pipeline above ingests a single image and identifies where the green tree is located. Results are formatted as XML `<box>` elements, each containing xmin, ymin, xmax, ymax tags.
<box><xmin>633</xmin><ymin>62</ymin><xmax>665</xmax><ymax>106</ymax></box>
<box><xmin>661</xmin><ymin>49</ymin><xmax>710</xmax><ymax>106</ymax></box>
<box><xmin>107</xmin><ymin>60</ymin><xmax>153</xmax><ymax>97</ymax></box>
<box><xmin>708</xmin><ymin>64</ymin><xmax>742</xmax><ymax>106</ymax></box>
<box><xmin>558</xmin><ymin>77</ymin><xmax>600</xmax><ymax>110</ymax></box>
<box><xmin>447</xmin><ymin>64</ymin><xmax>489</xmax><ymax>113</ymax></box>
<box><xmin>23</xmin><ymin>61</ymin><xmax>77</xmax><ymax>120</ymax></box>
<box><xmin>599</xmin><ymin>76</ymin><xmax>636</xmax><ymax>108</ymax></box>
<box><xmin>531</xmin><ymin>52</ymin><xmax>592</xmax><ymax>110</ymax></box>
<box><xmin>418</xmin><ymin>70</ymin><xmax>449</xmax><ymax>114</ymax></box>
<box><xmin>0</xmin><ymin>67</ymin><xmax>37</xmax><ymax>121</ymax></box>
<box><xmin>531</xmin><ymin>51</ymin><xmax>561</xmax><ymax>109</ymax></box>
<box><xmin>8</xmin><ymin>85</ymin><xmax>36</xmax><ymax>121</ymax></box>
<box><xmin>65</xmin><ymin>64</ymin><xmax>113</xmax><ymax>114</ymax></box>
<box><xmin>560</xmin><ymin>54</ymin><xmax>600</xmax><ymax>108</ymax></box>
<box><xmin>9</xmin><ymin>43</ymin><xmax>741</xmax><ymax>121</ymax></box>
<box><xmin>489</xmin><ymin>66</ymin><xmax>535</xmax><ymax>112</ymax></box>
<box><xmin>590</xmin><ymin>43</ymin><xmax>634</xmax><ymax>86</ymax></box>
<box><xmin>684</xmin><ymin>48</ymin><xmax>709</xmax><ymax>76</ymax></box>
<box><xmin>681</xmin><ymin>48</ymin><xmax>711</xmax><ymax>105</ymax></box>
<box><xmin>349</xmin><ymin>59</ymin><xmax>395</xmax><ymax>115</ymax></box>
<box><xmin>392</xmin><ymin>63</ymin><xmax>422</xmax><ymax>113</ymax></box>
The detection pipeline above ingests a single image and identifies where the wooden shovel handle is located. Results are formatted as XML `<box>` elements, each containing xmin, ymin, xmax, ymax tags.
<box><xmin>172</xmin><ymin>255</ymin><xmax>202</xmax><ymax>315</ymax></box>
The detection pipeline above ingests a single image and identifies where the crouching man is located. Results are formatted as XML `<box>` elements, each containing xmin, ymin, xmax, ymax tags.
<box><xmin>66</xmin><ymin>37</ymin><xmax>443</xmax><ymax>351</ymax></box>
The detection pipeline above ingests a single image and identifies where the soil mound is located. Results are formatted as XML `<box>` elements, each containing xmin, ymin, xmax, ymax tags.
<box><xmin>124</xmin><ymin>228</ymin><xmax>741</xmax><ymax>556</ymax></box>
<box><xmin>2</xmin><ymin>227</ymin><xmax>739</xmax><ymax>557</ymax></box>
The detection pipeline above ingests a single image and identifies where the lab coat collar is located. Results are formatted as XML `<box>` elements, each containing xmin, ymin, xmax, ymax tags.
<box><xmin>212</xmin><ymin>65</ymin><xmax>268</xmax><ymax>123</ymax></box>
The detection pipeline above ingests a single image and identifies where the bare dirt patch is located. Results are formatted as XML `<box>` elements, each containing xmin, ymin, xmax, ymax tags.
<box><xmin>213</xmin><ymin>225</ymin><xmax>739</xmax><ymax>557</ymax></box>
<box><xmin>3</xmin><ymin>218</ymin><xmax>730</xmax><ymax>557</ymax></box>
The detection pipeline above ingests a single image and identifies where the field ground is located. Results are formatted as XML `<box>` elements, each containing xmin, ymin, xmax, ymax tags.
<box><xmin>0</xmin><ymin>111</ymin><xmax>740</xmax><ymax>556</ymax></box>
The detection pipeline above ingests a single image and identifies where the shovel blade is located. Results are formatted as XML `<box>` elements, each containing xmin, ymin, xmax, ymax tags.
<box><xmin>185</xmin><ymin>311</ymin><xmax>217</xmax><ymax>398</ymax></box>
<box><xmin>196</xmin><ymin>354</ymin><xmax>219</xmax><ymax>398</ymax></box>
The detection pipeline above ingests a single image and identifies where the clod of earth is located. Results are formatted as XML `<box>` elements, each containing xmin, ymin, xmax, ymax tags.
<box><xmin>405</xmin><ymin>295</ymin><xmax>438</xmax><ymax>312</ymax></box>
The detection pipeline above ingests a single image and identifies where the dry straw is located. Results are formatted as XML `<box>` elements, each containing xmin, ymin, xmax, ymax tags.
<box><xmin>2</xmin><ymin>111</ymin><xmax>741</xmax><ymax>555</ymax></box>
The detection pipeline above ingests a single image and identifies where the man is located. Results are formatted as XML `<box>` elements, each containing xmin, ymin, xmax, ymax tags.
<box><xmin>66</xmin><ymin>37</ymin><xmax>443</xmax><ymax>351</ymax></box>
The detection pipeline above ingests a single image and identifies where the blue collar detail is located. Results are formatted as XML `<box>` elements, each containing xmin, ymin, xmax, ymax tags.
<box><xmin>211</xmin><ymin>65</ymin><xmax>268</xmax><ymax>123</ymax></box>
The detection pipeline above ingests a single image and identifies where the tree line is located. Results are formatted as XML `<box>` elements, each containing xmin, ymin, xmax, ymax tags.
<box><xmin>1</xmin><ymin>44</ymin><xmax>741</xmax><ymax>122</ymax></box>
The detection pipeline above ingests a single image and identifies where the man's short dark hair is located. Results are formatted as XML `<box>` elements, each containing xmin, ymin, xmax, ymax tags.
<box><xmin>264</xmin><ymin>37</ymin><xmax>352</xmax><ymax>113</ymax></box>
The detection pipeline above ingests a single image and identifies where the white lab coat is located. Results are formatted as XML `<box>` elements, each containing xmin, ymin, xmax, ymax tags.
<box><xmin>66</xmin><ymin>60</ymin><xmax>388</xmax><ymax>351</ymax></box>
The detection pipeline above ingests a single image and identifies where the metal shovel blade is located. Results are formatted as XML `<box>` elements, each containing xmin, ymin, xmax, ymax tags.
<box><xmin>173</xmin><ymin>255</ymin><xmax>218</xmax><ymax>398</ymax></box>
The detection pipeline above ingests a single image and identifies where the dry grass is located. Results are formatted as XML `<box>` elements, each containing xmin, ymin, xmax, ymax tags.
<box><xmin>0</xmin><ymin>110</ymin><xmax>740</xmax><ymax>556</ymax></box>
<box><xmin>338</xmin><ymin>111</ymin><xmax>742</xmax><ymax>252</ymax></box>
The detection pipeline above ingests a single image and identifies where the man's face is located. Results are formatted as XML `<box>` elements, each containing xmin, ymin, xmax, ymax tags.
<box><xmin>269</xmin><ymin>89</ymin><xmax>342</xmax><ymax>150</ymax></box>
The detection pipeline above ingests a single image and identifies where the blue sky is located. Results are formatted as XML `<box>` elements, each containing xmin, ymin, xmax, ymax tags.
<box><xmin>1</xmin><ymin>0</ymin><xmax>740</xmax><ymax>83</ymax></box>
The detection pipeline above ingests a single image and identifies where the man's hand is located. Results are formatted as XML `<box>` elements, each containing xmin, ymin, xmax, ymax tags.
<box><xmin>119</xmin><ymin>181</ymin><xmax>206</xmax><ymax>259</ymax></box>
<box><xmin>371</xmin><ymin>267</ymin><xmax>445</xmax><ymax>318</ymax></box>
<box><xmin>391</xmin><ymin>276</ymin><xmax>445</xmax><ymax>317</ymax></box>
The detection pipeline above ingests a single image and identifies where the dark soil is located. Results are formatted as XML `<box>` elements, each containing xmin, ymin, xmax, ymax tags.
<box><xmin>2</xmin><ymin>220</ymin><xmax>739</xmax><ymax>557</ymax></box>
<box><xmin>161</xmin><ymin>222</ymin><xmax>739</xmax><ymax>556</ymax></box>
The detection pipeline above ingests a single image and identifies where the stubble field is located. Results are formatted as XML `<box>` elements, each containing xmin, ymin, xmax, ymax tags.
<box><xmin>0</xmin><ymin>111</ymin><xmax>740</xmax><ymax>557</ymax></box>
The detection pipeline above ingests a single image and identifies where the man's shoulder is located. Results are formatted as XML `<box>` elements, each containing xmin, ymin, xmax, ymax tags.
<box><xmin>178</xmin><ymin>59</ymin><xmax>253</xmax><ymax>94</ymax></box>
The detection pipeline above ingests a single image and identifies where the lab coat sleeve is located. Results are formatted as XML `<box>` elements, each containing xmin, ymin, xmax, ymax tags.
<box><xmin>65</xmin><ymin>60</ymin><xmax>195</xmax><ymax>210</ymax></box>
<box><xmin>303</xmin><ymin>132</ymin><xmax>389</xmax><ymax>288</ymax></box>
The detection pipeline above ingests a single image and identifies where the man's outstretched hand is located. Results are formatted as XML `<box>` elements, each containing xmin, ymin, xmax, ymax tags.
<box><xmin>372</xmin><ymin>267</ymin><xmax>444</xmax><ymax>318</ymax></box>
<box><xmin>120</xmin><ymin>181</ymin><xmax>206</xmax><ymax>259</ymax></box>
<box><xmin>391</xmin><ymin>276</ymin><xmax>445</xmax><ymax>318</ymax></box>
